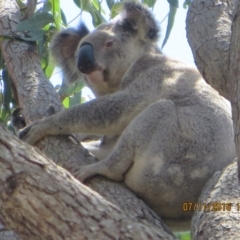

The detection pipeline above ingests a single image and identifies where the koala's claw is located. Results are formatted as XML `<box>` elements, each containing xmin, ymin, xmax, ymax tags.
<box><xmin>75</xmin><ymin>165</ymin><xmax>98</xmax><ymax>182</ymax></box>
<box><xmin>18</xmin><ymin>121</ymin><xmax>44</xmax><ymax>145</ymax></box>
<box><xmin>19</xmin><ymin>125</ymin><xmax>32</xmax><ymax>140</ymax></box>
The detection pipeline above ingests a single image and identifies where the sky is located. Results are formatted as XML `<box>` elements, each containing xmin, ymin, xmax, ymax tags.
<box><xmin>51</xmin><ymin>0</ymin><xmax>195</xmax><ymax>97</ymax></box>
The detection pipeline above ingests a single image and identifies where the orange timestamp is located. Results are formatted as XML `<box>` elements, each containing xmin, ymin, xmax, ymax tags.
<box><xmin>182</xmin><ymin>202</ymin><xmax>232</xmax><ymax>211</ymax></box>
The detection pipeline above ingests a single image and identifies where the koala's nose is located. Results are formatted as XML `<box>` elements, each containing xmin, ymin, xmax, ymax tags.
<box><xmin>77</xmin><ymin>43</ymin><xmax>95</xmax><ymax>74</ymax></box>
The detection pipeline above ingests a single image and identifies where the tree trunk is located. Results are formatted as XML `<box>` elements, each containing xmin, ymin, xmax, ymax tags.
<box><xmin>0</xmin><ymin>0</ymin><xmax>175</xmax><ymax>238</ymax></box>
<box><xmin>191</xmin><ymin>160</ymin><xmax>240</xmax><ymax>239</ymax></box>
<box><xmin>186</xmin><ymin>0</ymin><xmax>237</xmax><ymax>99</ymax></box>
<box><xmin>0</xmin><ymin>124</ymin><xmax>175</xmax><ymax>240</ymax></box>
<box><xmin>187</xmin><ymin>0</ymin><xmax>240</xmax><ymax>238</ymax></box>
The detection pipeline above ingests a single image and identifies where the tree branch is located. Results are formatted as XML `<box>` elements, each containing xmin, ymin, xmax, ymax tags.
<box><xmin>0</xmin><ymin>124</ymin><xmax>175</xmax><ymax>239</ymax></box>
<box><xmin>186</xmin><ymin>0</ymin><xmax>238</xmax><ymax>99</ymax></box>
<box><xmin>229</xmin><ymin>1</ymin><xmax>240</xmax><ymax>181</ymax></box>
<box><xmin>191</xmin><ymin>160</ymin><xmax>240</xmax><ymax>239</ymax></box>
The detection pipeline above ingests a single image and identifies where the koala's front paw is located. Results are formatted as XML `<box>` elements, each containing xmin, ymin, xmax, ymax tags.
<box><xmin>74</xmin><ymin>164</ymin><xmax>99</xmax><ymax>182</ymax></box>
<box><xmin>19</xmin><ymin>121</ymin><xmax>45</xmax><ymax>145</ymax></box>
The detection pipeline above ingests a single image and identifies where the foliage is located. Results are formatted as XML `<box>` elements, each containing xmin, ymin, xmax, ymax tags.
<box><xmin>175</xmin><ymin>231</ymin><xmax>191</xmax><ymax>240</ymax></box>
<box><xmin>0</xmin><ymin>0</ymin><xmax>191</xmax><ymax>124</ymax></box>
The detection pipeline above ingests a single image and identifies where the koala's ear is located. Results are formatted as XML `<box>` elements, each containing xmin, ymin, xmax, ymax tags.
<box><xmin>50</xmin><ymin>23</ymin><xmax>89</xmax><ymax>83</ymax></box>
<box><xmin>120</xmin><ymin>2</ymin><xmax>160</xmax><ymax>42</ymax></box>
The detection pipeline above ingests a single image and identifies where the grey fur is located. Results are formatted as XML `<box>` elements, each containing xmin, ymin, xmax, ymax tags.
<box><xmin>19</xmin><ymin>2</ymin><xmax>236</xmax><ymax>223</ymax></box>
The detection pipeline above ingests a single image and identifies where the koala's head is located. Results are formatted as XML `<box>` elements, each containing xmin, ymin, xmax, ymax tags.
<box><xmin>51</xmin><ymin>2</ymin><xmax>159</xmax><ymax>97</ymax></box>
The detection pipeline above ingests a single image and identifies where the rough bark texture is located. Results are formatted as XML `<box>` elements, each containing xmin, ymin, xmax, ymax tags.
<box><xmin>187</xmin><ymin>0</ymin><xmax>240</xmax><ymax>239</ymax></box>
<box><xmin>191</xmin><ymin>160</ymin><xmax>240</xmax><ymax>239</ymax></box>
<box><xmin>186</xmin><ymin>0</ymin><xmax>237</xmax><ymax>99</ymax></box>
<box><xmin>0</xmin><ymin>0</ymin><xmax>174</xmax><ymax>238</ymax></box>
<box><xmin>229</xmin><ymin>1</ymin><xmax>240</xmax><ymax>183</ymax></box>
<box><xmin>0</xmin><ymin>124</ymin><xmax>175</xmax><ymax>240</ymax></box>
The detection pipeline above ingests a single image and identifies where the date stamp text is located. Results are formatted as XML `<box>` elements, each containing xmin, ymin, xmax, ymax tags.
<box><xmin>182</xmin><ymin>202</ymin><xmax>240</xmax><ymax>211</ymax></box>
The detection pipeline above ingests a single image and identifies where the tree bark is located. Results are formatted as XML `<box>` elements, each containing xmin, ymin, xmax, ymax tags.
<box><xmin>191</xmin><ymin>160</ymin><xmax>240</xmax><ymax>239</ymax></box>
<box><xmin>0</xmin><ymin>124</ymin><xmax>175</xmax><ymax>240</ymax></box>
<box><xmin>186</xmin><ymin>0</ymin><xmax>237</xmax><ymax>99</ymax></box>
<box><xmin>0</xmin><ymin>0</ymin><xmax>175</xmax><ymax>238</ymax></box>
<box><xmin>187</xmin><ymin>0</ymin><xmax>240</xmax><ymax>238</ymax></box>
<box><xmin>228</xmin><ymin>1</ymin><xmax>240</xmax><ymax>182</ymax></box>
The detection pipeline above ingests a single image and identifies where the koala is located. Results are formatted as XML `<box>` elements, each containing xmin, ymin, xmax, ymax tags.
<box><xmin>19</xmin><ymin>2</ymin><xmax>236</xmax><ymax>224</ymax></box>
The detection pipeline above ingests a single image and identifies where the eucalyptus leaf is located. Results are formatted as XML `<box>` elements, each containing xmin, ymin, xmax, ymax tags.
<box><xmin>27</xmin><ymin>30</ymin><xmax>46</xmax><ymax>41</ymax></box>
<box><xmin>142</xmin><ymin>0</ymin><xmax>157</xmax><ymax>8</ymax></box>
<box><xmin>161</xmin><ymin>5</ymin><xmax>177</xmax><ymax>49</ymax></box>
<box><xmin>61</xmin><ymin>9</ymin><xmax>67</xmax><ymax>25</ymax></box>
<box><xmin>90</xmin><ymin>7</ymin><xmax>106</xmax><ymax>26</ymax></box>
<box><xmin>73</xmin><ymin>0</ymin><xmax>81</xmax><ymax>8</ymax></box>
<box><xmin>167</xmin><ymin>0</ymin><xmax>179</xmax><ymax>8</ymax></box>
<box><xmin>49</xmin><ymin>0</ymin><xmax>61</xmax><ymax>30</ymax></box>
<box><xmin>110</xmin><ymin>2</ymin><xmax>122</xmax><ymax>19</ymax></box>
<box><xmin>69</xmin><ymin>91</ymin><xmax>82</xmax><ymax>107</ymax></box>
<box><xmin>106</xmin><ymin>0</ymin><xmax>115</xmax><ymax>10</ymax></box>
<box><xmin>38</xmin><ymin>35</ymin><xmax>46</xmax><ymax>57</ymax></box>
<box><xmin>16</xmin><ymin>0</ymin><xmax>26</xmax><ymax>9</ymax></box>
<box><xmin>44</xmin><ymin>59</ymin><xmax>55</xmax><ymax>79</ymax></box>
<box><xmin>41</xmin><ymin>58</ymin><xmax>47</xmax><ymax>69</ymax></box>
<box><xmin>92</xmin><ymin>0</ymin><xmax>100</xmax><ymax>11</ymax></box>
<box><xmin>174</xmin><ymin>231</ymin><xmax>191</xmax><ymax>240</ymax></box>
<box><xmin>58</xmin><ymin>78</ymin><xmax>85</xmax><ymax>100</ymax></box>
<box><xmin>62</xmin><ymin>97</ymin><xmax>70</xmax><ymax>108</ymax></box>
<box><xmin>183</xmin><ymin>0</ymin><xmax>192</xmax><ymax>8</ymax></box>
<box><xmin>0</xmin><ymin>54</ymin><xmax>5</xmax><ymax>70</ymax></box>
<box><xmin>2</xmin><ymin>70</ymin><xmax>12</xmax><ymax>116</ymax></box>
<box><xmin>11</xmin><ymin>34</ymin><xmax>37</xmax><ymax>42</ymax></box>
<box><xmin>42</xmin><ymin>1</ymin><xmax>52</xmax><ymax>13</ymax></box>
<box><xmin>16</xmin><ymin>12</ymin><xmax>54</xmax><ymax>31</ymax></box>
<box><xmin>0</xmin><ymin>35</ymin><xmax>14</xmax><ymax>41</ymax></box>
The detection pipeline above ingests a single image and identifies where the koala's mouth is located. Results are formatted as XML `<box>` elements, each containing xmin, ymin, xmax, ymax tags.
<box><xmin>85</xmin><ymin>70</ymin><xmax>104</xmax><ymax>85</ymax></box>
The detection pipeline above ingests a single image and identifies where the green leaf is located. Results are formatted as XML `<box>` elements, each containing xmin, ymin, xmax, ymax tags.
<box><xmin>62</xmin><ymin>97</ymin><xmax>70</xmax><ymax>108</ymax></box>
<box><xmin>44</xmin><ymin>59</ymin><xmax>55</xmax><ymax>79</ymax></box>
<box><xmin>16</xmin><ymin>12</ymin><xmax>54</xmax><ymax>31</ymax></box>
<box><xmin>92</xmin><ymin>0</ymin><xmax>100</xmax><ymax>11</ymax></box>
<box><xmin>69</xmin><ymin>92</ymin><xmax>82</xmax><ymax>107</ymax></box>
<box><xmin>174</xmin><ymin>231</ymin><xmax>191</xmax><ymax>240</ymax></box>
<box><xmin>58</xmin><ymin>78</ymin><xmax>85</xmax><ymax>100</ymax></box>
<box><xmin>167</xmin><ymin>0</ymin><xmax>179</xmax><ymax>8</ymax></box>
<box><xmin>89</xmin><ymin>6</ymin><xmax>106</xmax><ymax>26</ymax></box>
<box><xmin>110</xmin><ymin>2</ymin><xmax>122</xmax><ymax>19</ymax></box>
<box><xmin>161</xmin><ymin>5</ymin><xmax>177</xmax><ymax>49</ymax></box>
<box><xmin>2</xmin><ymin>70</ymin><xmax>12</xmax><ymax>118</ymax></box>
<box><xmin>73</xmin><ymin>0</ymin><xmax>81</xmax><ymax>8</ymax></box>
<box><xmin>61</xmin><ymin>9</ymin><xmax>67</xmax><ymax>25</ymax></box>
<box><xmin>73</xmin><ymin>0</ymin><xmax>106</xmax><ymax>26</ymax></box>
<box><xmin>27</xmin><ymin>30</ymin><xmax>46</xmax><ymax>41</ymax></box>
<box><xmin>106</xmin><ymin>0</ymin><xmax>115</xmax><ymax>10</ymax></box>
<box><xmin>0</xmin><ymin>35</ymin><xmax>14</xmax><ymax>41</ymax></box>
<box><xmin>183</xmin><ymin>0</ymin><xmax>192</xmax><ymax>8</ymax></box>
<box><xmin>38</xmin><ymin>35</ymin><xmax>46</xmax><ymax>57</ymax></box>
<box><xmin>49</xmin><ymin>0</ymin><xmax>61</xmax><ymax>30</ymax></box>
<box><xmin>41</xmin><ymin>58</ymin><xmax>47</xmax><ymax>69</ymax></box>
<box><xmin>0</xmin><ymin>54</ymin><xmax>5</xmax><ymax>70</ymax></box>
<box><xmin>42</xmin><ymin>1</ymin><xmax>52</xmax><ymax>13</ymax></box>
<box><xmin>16</xmin><ymin>0</ymin><xmax>26</xmax><ymax>9</ymax></box>
<box><xmin>142</xmin><ymin>0</ymin><xmax>157</xmax><ymax>8</ymax></box>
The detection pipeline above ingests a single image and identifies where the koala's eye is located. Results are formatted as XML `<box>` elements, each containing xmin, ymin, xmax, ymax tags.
<box><xmin>106</xmin><ymin>40</ymin><xmax>113</xmax><ymax>47</ymax></box>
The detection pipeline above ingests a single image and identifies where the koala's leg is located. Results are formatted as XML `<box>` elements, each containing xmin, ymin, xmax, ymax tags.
<box><xmin>81</xmin><ymin>140</ymin><xmax>113</xmax><ymax>160</ymax></box>
<box><xmin>76</xmin><ymin>99</ymin><xmax>176</xmax><ymax>182</ymax></box>
<box><xmin>75</xmin><ymin>131</ymin><xmax>134</xmax><ymax>182</ymax></box>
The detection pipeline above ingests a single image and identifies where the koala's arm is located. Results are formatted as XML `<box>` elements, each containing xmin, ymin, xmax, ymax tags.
<box><xmin>19</xmin><ymin>91</ymin><xmax>145</xmax><ymax>145</ymax></box>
